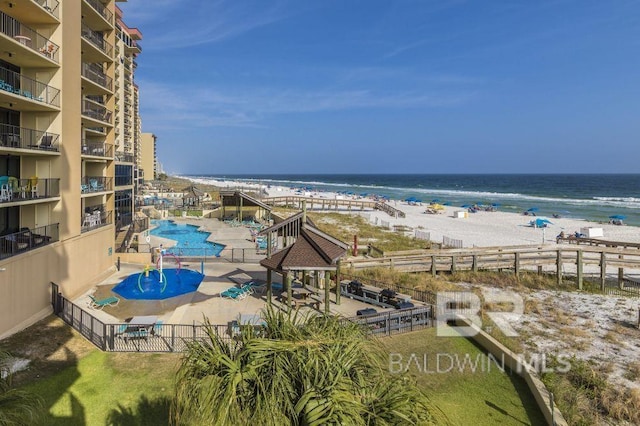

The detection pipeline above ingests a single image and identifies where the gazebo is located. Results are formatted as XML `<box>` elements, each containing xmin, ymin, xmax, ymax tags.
<box><xmin>181</xmin><ymin>184</ymin><xmax>206</xmax><ymax>207</ymax></box>
<box><xmin>259</xmin><ymin>213</ymin><xmax>348</xmax><ymax>314</ymax></box>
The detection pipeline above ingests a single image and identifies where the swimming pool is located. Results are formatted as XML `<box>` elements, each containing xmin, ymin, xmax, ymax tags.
<box><xmin>150</xmin><ymin>220</ymin><xmax>224</xmax><ymax>256</ymax></box>
<box><xmin>113</xmin><ymin>268</ymin><xmax>204</xmax><ymax>300</ymax></box>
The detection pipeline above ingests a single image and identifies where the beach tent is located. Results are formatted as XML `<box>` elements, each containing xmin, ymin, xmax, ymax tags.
<box><xmin>530</xmin><ymin>218</ymin><xmax>552</xmax><ymax>228</ymax></box>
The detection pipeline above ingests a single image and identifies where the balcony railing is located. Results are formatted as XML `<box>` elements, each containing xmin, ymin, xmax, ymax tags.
<box><xmin>0</xmin><ymin>124</ymin><xmax>59</xmax><ymax>152</ymax></box>
<box><xmin>0</xmin><ymin>223</ymin><xmax>59</xmax><ymax>260</ymax></box>
<box><xmin>0</xmin><ymin>177</ymin><xmax>60</xmax><ymax>203</ymax></box>
<box><xmin>81</xmin><ymin>140</ymin><xmax>113</xmax><ymax>157</ymax></box>
<box><xmin>81</xmin><ymin>23</ymin><xmax>113</xmax><ymax>57</ymax></box>
<box><xmin>81</xmin><ymin>176</ymin><xmax>112</xmax><ymax>193</ymax></box>
<box><xmin>82</xmin><ymin>99</ymin><xmax>112</xmax><ymax>124</ymax></box>
<box><xmin>34</xmin><ymin>0</ymin><xmax>60</xmax><ymax>18</ymax></box>
<box><xmin>84</xmin><ymin>0</ymin><xmax>113</xmax><ymax>24</ymax></box>
<box><xmin>0</xmin><ymin>66</ymin><xmax>60</xmax><ymax>107</ymax></box>
<box><xmin>81</xmin><ymin>63</ymin><xmax>112</xmax><ymax>91</ymax></box>
<box><xmin>115</xmin><ymin>152</ymin><xmax>134</xmax><ymax>164</ymax></box>
<box><xmin>0</xmin><ymin>11</ymin><xmax>59</xmax><ymax>62</ymax></box>
<box><xmin>81</xmin><ymin>208</ymin><xmax>112</xmax><ymax>233</ymax></box>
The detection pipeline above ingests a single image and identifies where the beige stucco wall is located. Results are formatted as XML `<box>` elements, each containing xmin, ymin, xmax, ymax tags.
<box><xmin>0</xmin><ymin>227</ymin><xmax>115</xmax><ymax>339</ymax></box>
<box><xmin>140</xmin><ymin>132</ymin><xmax>156</xmax><ymax>181</ymax></box>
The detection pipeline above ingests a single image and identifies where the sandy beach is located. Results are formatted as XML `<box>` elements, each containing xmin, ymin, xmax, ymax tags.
<box><xmin>186</xmin><ymin>176</ymin><xmax>640</xmax><ymax>249</ymax></box>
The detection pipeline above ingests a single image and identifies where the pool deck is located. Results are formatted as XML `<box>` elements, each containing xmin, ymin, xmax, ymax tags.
<box><xmin>79</xmin><ymin>261</ymin><xmax>403</xmax><ymax>326</ymax></box>
<box><xmin>79</xmin><ymin>217</ymin><xmax>419</xmax><ymax>326</ymax></box>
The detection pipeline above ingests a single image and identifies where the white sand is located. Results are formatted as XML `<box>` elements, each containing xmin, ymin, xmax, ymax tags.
<box><xmin>187</xmin><ymin>176</ymin><xmax>640</xmax><ymax>248</ymax></box>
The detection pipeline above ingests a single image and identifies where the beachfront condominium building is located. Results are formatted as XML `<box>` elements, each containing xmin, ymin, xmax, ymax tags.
<box><xmin>0</xmin><ymin>0</ymin><xmax>142</xmax><ymax>339</ymax></box>
<box><xmin>140</xmin><ymin>132</ymin><xmax>157</xmax><ymax>182</ymax></box>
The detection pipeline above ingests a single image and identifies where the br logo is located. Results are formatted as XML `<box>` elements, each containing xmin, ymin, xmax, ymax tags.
<box><xmin>436</xmin><ymin>289</ymin><xmax>524</xmax><ymax>337</ymax></box>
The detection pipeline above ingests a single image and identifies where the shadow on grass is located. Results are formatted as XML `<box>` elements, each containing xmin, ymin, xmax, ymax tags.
<box><xmin>106</xmin><ymin>395</ymin><xmax>171</xmax><ymax>426</ymax></box>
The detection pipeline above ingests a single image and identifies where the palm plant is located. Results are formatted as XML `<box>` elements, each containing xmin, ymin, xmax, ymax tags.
<box><xmin>0</xmin><ymin>351</ymin><xmax>42</xmax><ymax>425</ymax></box>
<box><xmin>171</xmin><ymin>308</ymin><xmax>436</xmax><ymax>425</ymax></box>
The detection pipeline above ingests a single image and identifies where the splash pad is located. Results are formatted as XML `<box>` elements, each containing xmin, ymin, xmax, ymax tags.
<box><xmin>112</xmin><ymin>249</ymin><xmax>204</xmax><ymax>300</ymax></box>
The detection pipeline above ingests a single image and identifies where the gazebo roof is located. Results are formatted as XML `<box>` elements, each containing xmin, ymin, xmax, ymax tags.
<box><xmin>260</xmin><ymin>225</ymin><xmax>348</xmax><ymax>272</ymax></box>
<box><xmin>181</xmin><ymin>184</ymin><xmax>206</xmax><ymax>198</ymax></box>
<box><xmin>219</xmin><ymin>191</ymin><xmax>272</xmax><ymax>211</ymax></box>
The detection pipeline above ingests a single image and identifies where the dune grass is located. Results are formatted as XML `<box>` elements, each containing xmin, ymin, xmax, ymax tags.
<box><xmin>381</xmin><ymin>328</ymin><xmax>546</xmax><ymax>425</ymax></box>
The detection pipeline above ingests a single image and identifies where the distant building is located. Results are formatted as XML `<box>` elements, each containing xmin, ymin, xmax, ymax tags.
<box><xmin>140</xmin><ymin>133</ymin><xmax>157</xmax><ymax>182</ymax></box>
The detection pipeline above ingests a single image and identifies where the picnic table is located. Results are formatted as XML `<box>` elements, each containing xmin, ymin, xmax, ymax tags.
<box><xmin>120</xmin><ymin>315</ymin><xmax>158</xmax><ymax>342</ymax></box>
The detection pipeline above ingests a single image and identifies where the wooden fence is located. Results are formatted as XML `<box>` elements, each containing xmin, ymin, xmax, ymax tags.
<box><xmin>343</xmin><ymin>245</ymin><xmax>640</xmax><ymax>294</ymax></box>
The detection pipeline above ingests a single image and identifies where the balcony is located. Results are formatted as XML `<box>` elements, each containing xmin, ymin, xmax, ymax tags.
<box><xmin>81</xmin><ymin>176</ymin><xmax>112</xmax><ymax>194</ymax></box>
<box><xmin>115</xmin><ymin>152</ymin><xmax>134</xmax><ymax>164</ymax></box>
<box><xmin>81</xmin><ymin>205</ymin><xmax>112</xmax><ymax>233</ymax></box>
<box><xmin>0</xmin><ymin>177</ymin><xmax>61</xmax><ymax>206</ymax></box>
<box><xmin>0</xmin><ymin>66</ymin><xmax>60</xmax><ymax>110</ymax></box>
<box><xmin>81</xmin><ymin>63</ymin><xmax>112</xmax><ymax>93</ymax></box>
<box><xmin>33</xmin><ymin>0</ymin><xmax>60</xmax><ymax>19</ymax></box>
<box><xmin>0</xmin><ymin>223</ymin><xmax>59</xmax><ymax>260</ymax></box>
<box><xmin>81</xmin><ymin>140</ymin><xmax>113</xmax><ymax>158</ymax></box>
<box><xmin>0</xmin><ymin>124</ymin><xmax>59</xmax><ymax>153</ymax></box>
<box><xmin>0</xmin><ymin>11</ymin><xmax>59</xmax><ymax>66</ymax></box>
<box><xmin>81</xmin><ymin>23</ymin><xmax>113</xmax><ymax>62</ymax></box>
<box><xmin>82</xmin><ymin>0</ymin><xmax>113</xmax><ymax>30</ymax></box>
<box><xmin>81</xmin><ymin>98</ymin><xmax>112</xmax><ymax>125</ymax></box>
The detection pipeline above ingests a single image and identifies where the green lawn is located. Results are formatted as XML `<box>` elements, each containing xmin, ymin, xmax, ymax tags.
<box><xmin>382</xmin><ymin>328</ymin><xmax>546</xmax><ymax>425</ymax></box>
<box><xmin>24</xmin><ymin>351</ymin><xmax>179</xmax><ymax>425</ymax></box>
<box><xmin>18</xmin><ymin>323</ymin><xmax>544</xmax><ymax>425</ymax></box>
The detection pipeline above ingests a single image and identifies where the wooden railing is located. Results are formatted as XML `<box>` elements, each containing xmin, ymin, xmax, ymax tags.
<box><xmin>343</xmin><ymin>245</ymin><xmax>640</xmax><ymax>293</ymax></box>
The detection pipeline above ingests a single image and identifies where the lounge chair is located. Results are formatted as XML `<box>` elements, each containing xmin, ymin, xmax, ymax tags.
<box><xmin>88</xmin><ymin>294</ymin><xmax>120</xmax><ymax>309</ymax></box>
<box><xmin>221</xmin><ymin>290</ymin><xmax>246</xmax><ymax>301</ymax></box>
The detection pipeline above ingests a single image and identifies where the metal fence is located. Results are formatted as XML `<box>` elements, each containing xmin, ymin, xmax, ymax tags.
<box><xmin>51</xmin><ymin>281</ymin><xmax>436</xmax><ymax>352</ymax></box>
<box><xmin>341</xmin><ymin>273</ymin><xmax>438</xmax><ymax>304</ymax></box>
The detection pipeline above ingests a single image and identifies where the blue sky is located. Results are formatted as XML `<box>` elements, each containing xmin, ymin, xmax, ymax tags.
<box><xmin>119</xmin><ymin>0</ymin><xmax>640</xmax><ymax>174</ymax></box>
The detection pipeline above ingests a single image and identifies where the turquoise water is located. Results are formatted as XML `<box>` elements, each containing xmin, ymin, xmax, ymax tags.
<box><xmin>150</xmin><ymin>220</ymin><xmax>224</xmax><ymax>256</ymax></box>
<box><xmin>113</xmin><ymin>268</ymin><xmax>204</xmax><ymax>300</ymax></box>
<box><xmin>188</xmin><ymin>174</ymin><xmax>640</xmax><ymax>226</ymax></box>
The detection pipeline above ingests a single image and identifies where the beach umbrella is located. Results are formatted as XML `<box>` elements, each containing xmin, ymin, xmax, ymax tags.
<box><xmin>491</xmin><ymin>203</ymin><xmax>501</xmax><ymax>207</ymax></box>
<box><xmin>609</xmin><ymin>215</ymin><xmax>626</xmax><ymax>220</ymax></box>
<box><xmin>461</xmin><ymin>204</ymin><xmax>471</xmax><ymax>208</ymax></box>
<box><xmin>531</xmin><ymin>218</ymin><xmax>552</xmax><ymax>227</ymax></box>
<box><xmin>431</xmin><ymin>199</ymin><xmax>441</xmax><ymax>203</ymax></box>
<box><xmin>442</xmin><ymin>202</ymin><xmax>451</xmax><ymax>206</ymax></box>
<box><xmin>527</xmin><ymin>207</ymin><xmax>539</xmax><ymax>212</ymax></box>
<box><xmin>405</xmin><ymin>196</ymin><xmax>417</xmax><ymax>202</ymax></box>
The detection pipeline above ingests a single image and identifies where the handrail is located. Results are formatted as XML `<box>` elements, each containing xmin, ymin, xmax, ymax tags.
<box><xmin>81</xmin><ymin>22</ymin><xmax>113</xmax><ymax>57</ymax></box>
<box><xmin>81</xmin><ymin>175</ymin><xmax>113</xmax><ymax>193</ymax></box>
<box><xmin>0</xmin><ymin>177</ymin><xmax>60</xmax><ymax>202</ymax></box>
<box><xmin>81</xmin><ymin>63</ymin><xmax>112</xmax><ymax>91</ymax></box>
<box><xmin>81</xmin><ymin>140</ymin><xmax>113</xmax><ymax>157</ymax></box>
<box><xmin>0</xmin><ymin>124</ymin><xmax>59</xmax><ymax>152</ymax></box>
<box><xmin>82</xmin><ymin>99</ymin><xmax>112</xmax><ymax>124</ymax></box>
<box><xmin>0</xmin><ymin>11</ymin><xmax>60</xmax><ymax>62</ymax></box>
<box><xmin>0</xmin><ymin>66</ymin><xmax>60</xmax><ymax>107</ymax></box>
<box><xmin>83</xmin><ymin>0</ymin><xmax>113</xmax><ymax>23</ymax></box>
<box><xmin>0</xmin><ymin>223</ymin><xmax>59</xmax><ymax>260</ymax></box>
<box><xmin>115</xmin><ymin>152</ymin><xmax>135</xmax><ymax>163</ymax></box>
<box><xmin>34</xmin><ymin>0</ymin><xmax>60</xmax><ymax>19</ymax></box>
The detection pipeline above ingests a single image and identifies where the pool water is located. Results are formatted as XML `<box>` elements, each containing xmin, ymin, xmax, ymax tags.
<box><xmin>151</xmin><ymin>220</ymin><xmax>224</xmax><ymax>256</ymax></box>
<box><xmin>113</xmin><ymin>268</ymin><xmax>204</xmax><ymax>300</ymax></box>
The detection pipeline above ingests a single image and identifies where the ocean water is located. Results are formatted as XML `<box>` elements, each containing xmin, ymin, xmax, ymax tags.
<box><xmin>184</xmin><ymin>174</ymin><xmax>640</xmax><ymax>227</ymax></box>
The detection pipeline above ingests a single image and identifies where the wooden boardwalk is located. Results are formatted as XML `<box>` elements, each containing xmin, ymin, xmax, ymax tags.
<box><xmin>263</xmin><ymin>196</ymin><xmax>405</xmax><ymax>217</ymax></box>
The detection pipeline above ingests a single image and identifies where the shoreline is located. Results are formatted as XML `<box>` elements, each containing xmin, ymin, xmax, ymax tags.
<box><xmin>182</xmin><ymin>176</ymin><xmax>640</xmax><ymax>248</ymax></box>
